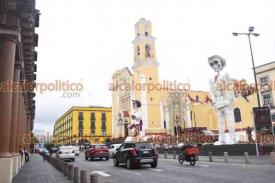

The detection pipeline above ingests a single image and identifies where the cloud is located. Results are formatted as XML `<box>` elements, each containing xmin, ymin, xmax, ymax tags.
<box><xmin>34</xmin><ymin>0</ymin><xmax>275</xmax><ymax>134</ymax></box>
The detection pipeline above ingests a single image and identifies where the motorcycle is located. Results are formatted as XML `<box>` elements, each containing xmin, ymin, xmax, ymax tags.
<box><xmin>178</xmin><ymin>145</ymin><xmax>199</xmax><ymax>166</ymax></box>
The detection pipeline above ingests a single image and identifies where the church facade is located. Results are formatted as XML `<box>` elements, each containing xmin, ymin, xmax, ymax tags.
<box><xmin>111</xmin><ymin>18</ymin><xmax>257</xmax><ymax>142</ymax></box>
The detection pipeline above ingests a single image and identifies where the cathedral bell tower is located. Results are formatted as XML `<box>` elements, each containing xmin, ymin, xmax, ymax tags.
<box><xmin>131</xmin><ymin>18</ymin><xmax>164</xmax><ymax>134</ymax></box>
<box><xmin>132</xmin><ymin>18</ymin><xmax>158</xmax><ymax>68</ymax></box>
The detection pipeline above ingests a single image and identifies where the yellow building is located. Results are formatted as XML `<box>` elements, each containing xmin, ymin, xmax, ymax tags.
<box><xmin>255</xmin><ymin>61</ymin><xmax>275</xmax><ymax>124</ymax></box>
<box><xmin>111</xmin><ymin>18</ymin><xmax>257</xmax><ymax>143</ymax></box>
<box><xmin>53</xmin><ymin>106</ymin><xmax>112</xmax><ymax>145</ymax></box>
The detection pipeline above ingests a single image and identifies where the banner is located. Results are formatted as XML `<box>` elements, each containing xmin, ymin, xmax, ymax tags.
<box><xmin>253</xmin><ymin>107</ymin><xmax>274</xmax><ymax>155</ymax></box>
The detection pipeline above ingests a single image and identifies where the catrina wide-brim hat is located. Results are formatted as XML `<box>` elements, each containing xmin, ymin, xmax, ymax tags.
<box><xmin>132</xmin><ymin>100</ymin><xmax>141</xmax><ymax>108</ymax></box>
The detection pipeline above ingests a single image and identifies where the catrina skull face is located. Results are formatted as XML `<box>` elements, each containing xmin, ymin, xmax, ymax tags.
<box><xmin>132</xmin><ymin>100</ymin><xmax>141</xmax><ymax>109</ymax></box>
<box><xmin>208</xmin><ymin>55</ymin><xmax>226</xmax><ymax>73</ymax></box>
<box><xmin>211</xmin><ymin>59</ymin><xmax>223</xmax><ymax>72</ymax></box>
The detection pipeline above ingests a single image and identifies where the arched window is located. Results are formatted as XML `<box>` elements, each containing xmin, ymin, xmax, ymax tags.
<box><xmin>136</xmin><ymin>46</ymin><xmax>140</xmax><ymax>56</ymax></box>
<box><xmin>145</xmin><ymin>44</ymin><xmax>151</xmax><ymax>57</ymax></box>
<box><xmin>234</xmin><ymin>108</ymin><xmax>241</xmax><ymax>122</ymax></box>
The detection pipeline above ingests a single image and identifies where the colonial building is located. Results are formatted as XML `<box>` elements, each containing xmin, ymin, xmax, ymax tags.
<box><xmin>0</xmin><ymin>0</ymin><xmax>39</xmax><ymax>182</ymax></box>
<box><xmin>255</xmin><ymin>61</ymin><xmax>275</xmax><ymax>124</ymax></box>
<box><xmin>111</xmin><ymin>18</ymin><xmax>257</xmax><ymax>142</ymax></box>
<box><xmin>53</xmin><ymin>106</ymin><xmax>112</xmax><ymax>145</ymax></box>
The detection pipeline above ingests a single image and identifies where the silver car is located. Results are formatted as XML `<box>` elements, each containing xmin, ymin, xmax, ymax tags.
<box><xmin>109</xmin><ymin>144</ymin><xmax>121</xmax><ymax>158</ymax></box>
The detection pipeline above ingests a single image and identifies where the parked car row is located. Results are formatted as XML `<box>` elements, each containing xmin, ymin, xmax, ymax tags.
<box><xmin>84</xmin><ymin>142</ymin><xmax>158</xmax><ymax>169</ymax></box>
<box><xmin>53</xmin><ymin>142</ymin><xmax>159</xmax><ymax>170</ymax></box>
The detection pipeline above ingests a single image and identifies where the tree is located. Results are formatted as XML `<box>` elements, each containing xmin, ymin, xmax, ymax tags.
<box><xmin>31</xmin><ymin>132</ymin><xmax>39</xmax><ymax>144</ymax></box>
<box><xmin>44</xmin><ymin>142</ymin><xmax>54</xmax><ymax>151</ymax></box>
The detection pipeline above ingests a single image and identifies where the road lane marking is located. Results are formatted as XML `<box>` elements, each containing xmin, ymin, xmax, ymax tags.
<box><xmin>121</xmin><ymin>170</ymin><xmax>142</xmax><ymax>175</ymax></box>
<box><xmin>92</xmin><ymin>171</ymin><xmax>111</xmax><ymax>177</ymax></box>
<box><xmin>149</xmin><ymin>168</ymin><xmax>164</xmax><ymax>172</ymax></box>
<box><xmin>197</xmin><ymin>164</ymin><xmax>209</xmax><ymax>167</ymax></box>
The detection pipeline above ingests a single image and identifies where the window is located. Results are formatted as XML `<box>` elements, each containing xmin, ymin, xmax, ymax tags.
<box><xmin>78</xmin><ymin>112</ymin><xmax>84</xmax><ymax>129</ymax></box>
<box><xmin>260</xmin><ymin>76</ymin><xmax>269</xmax><ymax>87</ymax></box>
<box><xmin>101</xmin><ymin>113</ymin><xmax>107</xmax><ymax>135</ymax></box>
<box><xmin>262</xmin><ymin>92</ymin><xmax>272</xmax><ymax>106</ymax></box>
<box><xmin>196</xmin><ymin>95</ymin><xmax>199</xmax><ymax>102</ymax></box>
<box><xmin>145</xmin><ymin>44</ymin><xmax>151</xmax><ymax>57</ymax></box>
<box><xmin>136</xmin><ymin>46</ymin><xmax>140</xmax><ymax>56</ymax></box>
<box><xmin>234</xmin><ymin>108</ymin><xmax>241</xmax><ymax>122</ymax></box>
<box><xmin>145</xmin><ymin>31</ymin><xmax>148</xmax><ymax>36</ymax></box>
<box><xmin>90</xmin><ymin>112</ymin><xmax>96</xmax><ymax>135</ymax></box>
<box><xmin>164</xmin><ymin>120</ymin><xmax>166</xmax><ymax>129</ymax></box>
<box><xmin>78</xmin><ymin>129</ymin><xmax>83</xmax><ymax>137</ymax></box>
<box><xmin>78</xmin><ymin>112</ymin><xmax>84</xmax><ymax>120</ymax></box>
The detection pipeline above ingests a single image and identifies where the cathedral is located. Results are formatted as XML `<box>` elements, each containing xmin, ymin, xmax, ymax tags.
<box><xmin>111</xmin><ymin>18</ymin><xmax>257</xmax><ymax>141</ymax></box>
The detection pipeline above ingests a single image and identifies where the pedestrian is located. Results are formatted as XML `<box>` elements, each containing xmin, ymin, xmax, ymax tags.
<box><xmin>42</xmin><ymin>149</ymin><xmax>46</xmax><ymax>161</ymax></box>
<box><xmin>163</xmin><ymin>143</ymin><xmax>168</xmax><ymax>154</ymax></box>
<box><xmin>19</xmin><ymin>146</ymin><xmax>24</xmax><ymax>162</ymax></box>
<box><xmin>246</xmin><ymin>126</ymin><xmax>253</xmax><ymax>143</ymax></box>
<box><xmin>24</xmin><ymin>147</ymin><xmax>30</xmax><ymax>162</ymax></box>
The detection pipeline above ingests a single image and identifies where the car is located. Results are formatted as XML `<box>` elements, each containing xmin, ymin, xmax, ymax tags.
<box><xmin>113</xmin><ymin>142</ymin><xmax>158</xmax><ymax>169</ymax></box>
<box><xmin>56</xmin><ymin>146</ymin><xmax>75</xmax><ymax>162</ymax></box>
<box><xmin>44</xmin><ymin>148</ymin><xmax>49</xmax><ymax>154</ymax></box>
<box><xmin>69</xmin><ymin>146</ymin><xmax>80</xmax><ymax>156</ymax></box>
<box><xmin>50</xmin><ymin>147</ymin><xmax>58</xmax><ymax>154</ymax></box>
<box><xmin>109</xmin><ymin>144</ymin><xmax>121</xmax><ymax>157</ymax></box>
<box><xmin>85</xmin><ymin>144</ymin><xmax>109</xmax><ymax>161</ymax></box>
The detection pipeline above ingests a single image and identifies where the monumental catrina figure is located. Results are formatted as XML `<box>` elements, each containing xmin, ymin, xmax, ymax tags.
<box><xmin>209</xmin><ymin>55</ymin><xmax>236</xmax><ymax>144</ymax></box>
<box><xmin>129</xmin><ymin>100</ymin><xmax>143</xmax><ymax>137</ymax></box>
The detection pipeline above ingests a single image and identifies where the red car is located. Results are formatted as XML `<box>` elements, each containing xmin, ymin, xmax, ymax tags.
<box><xmin>85</xmin><ymin>144</ymin><xmax>109</xmax><ymax>161</ymax></box>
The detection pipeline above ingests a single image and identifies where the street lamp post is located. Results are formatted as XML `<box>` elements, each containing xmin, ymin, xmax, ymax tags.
<box><xmin>232</xmin><ymin>27</ymin><xmax>261</xmax><ymax>107</ymax></box>
<box><xmin>233</xmin><ymin>27</ymin><xmax>260</xmax><ymax>157</ymax></box>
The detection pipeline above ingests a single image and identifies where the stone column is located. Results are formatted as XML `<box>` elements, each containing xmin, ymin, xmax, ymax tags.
<box><xmin>26</xmin><ymin>116</ymin><xmax>31</xmax><ymax>152</ymax></box>
<box><xmin>16</xmin><ymin>92</ymin><xmax>23</xmax><ymax>170</ymax></box>
<box><xmin>21</xmin><ymin>102</ymin><xmax>27</xmax><ymax>165</ymax></box>
<box><xmin>10</xmin><ymin>66</ymin><xmax>21</xmax><ymax>177</ymax></box>
<box><xmin>0</xmin><ymin>36</ymin><xmax>17</xmax><ymax>183</ymax></box>
<box><xmin>160</xmin><ymin>101</ymin><xmax>164</xmax><ymax>129</ymax></box>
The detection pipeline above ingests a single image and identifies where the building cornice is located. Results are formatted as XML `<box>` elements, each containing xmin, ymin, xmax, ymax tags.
<box><xmin>55</xmin><ymin>106</ymin><xmax>112</xmax><ymax>124</ymax></box>
<box><xmin>132</xmin><ymin>35</ymin><xmax>156</xmax><ymax>45</ymax></box>
<box><xmin>131</xmin><ymin>59</ymin><xmax>159</xmax><ymax>70</ymax></box>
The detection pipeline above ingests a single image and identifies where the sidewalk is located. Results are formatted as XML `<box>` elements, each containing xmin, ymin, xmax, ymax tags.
<box><xmin>12</xmin><ymin>154</ymin><xmax>72</xmax><ymax>183</ymax></box>
<box><xmin>159</xmin><ymin>154</ymin><xmax>273</xmax><ymax>165</ymax></box>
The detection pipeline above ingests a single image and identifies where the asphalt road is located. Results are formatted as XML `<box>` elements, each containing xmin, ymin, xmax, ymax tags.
<box><xmin>69</xmin><ymin>152</ymin><xmax>275</xmax><ymax>183</ymax></box>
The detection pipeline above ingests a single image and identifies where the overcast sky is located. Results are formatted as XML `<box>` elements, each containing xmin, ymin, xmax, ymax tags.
<box><xmin>33</xmin><ymin>0</ymin><xmax>275</xmax><ymax>135</ymax></box>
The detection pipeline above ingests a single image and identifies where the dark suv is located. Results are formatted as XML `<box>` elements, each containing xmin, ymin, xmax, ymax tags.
<box><xmin>113</xmin><ymin>142</ymin><xmax>158</xmax><ymax>169</ymax></box>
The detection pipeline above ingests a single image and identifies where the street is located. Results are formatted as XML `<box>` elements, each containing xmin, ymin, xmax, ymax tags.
<box><xmin>68</xmin><ymin>153</ymin><xmax>275</xmax><ymax>183</ymax></box>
